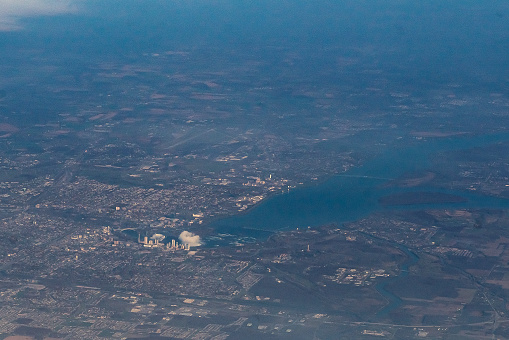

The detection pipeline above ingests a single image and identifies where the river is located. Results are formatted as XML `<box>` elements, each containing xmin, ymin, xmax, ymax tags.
<box><xmin>207</xmin><ymin>132</ymin><xmax>509</xmax><ymax>315</ymax></box>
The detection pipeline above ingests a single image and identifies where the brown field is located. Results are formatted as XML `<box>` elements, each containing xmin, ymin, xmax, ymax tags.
<box><xmin>0</xmin><ymin>123</ymin><xmax>19</xmax><ymax>132</ymax></box>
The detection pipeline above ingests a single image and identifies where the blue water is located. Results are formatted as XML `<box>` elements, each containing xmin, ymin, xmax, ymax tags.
<box><xmin>211</xmin><ymin>133</ymin><xmax>509</xmax><ymax>237</ymax></box>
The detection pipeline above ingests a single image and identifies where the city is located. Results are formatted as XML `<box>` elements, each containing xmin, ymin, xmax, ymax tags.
<box><xmin>1</xmin><ymin>1</ymin><xmax>509</xmax><ymax>339</ymax></box>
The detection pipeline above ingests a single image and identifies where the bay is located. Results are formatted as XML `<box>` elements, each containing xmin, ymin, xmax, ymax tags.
<box><xmin>210</xmin><ymin>133</ymin><xmax>509</xmax><ymax>239</ymax></box>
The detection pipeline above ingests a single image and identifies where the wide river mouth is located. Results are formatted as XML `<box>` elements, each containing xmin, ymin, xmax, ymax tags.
<box><xmin>209</xmin><ymin>132</ymin><xmax>509</xmax><ymax>243</ymax></box>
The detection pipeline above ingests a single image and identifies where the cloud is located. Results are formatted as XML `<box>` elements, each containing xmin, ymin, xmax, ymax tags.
<box><xmin>179</xmin><ymin>231</ymin><xmax>202</xmax><ymax>247</ymax></box>
<box><xmin>0</xmin><ymin>0</ymin><xmax>78</xmax><ymax>31</ymax></box>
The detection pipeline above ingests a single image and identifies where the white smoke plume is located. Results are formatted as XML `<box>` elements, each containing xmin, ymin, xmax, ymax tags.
<box><xmin>0</xmin><ymin>0</ymin><xmax>78</xmax><ymax>31</ymax></box>
<box><xmin>178</xmin><ymin>231</ymin><xmax>202</xmax><ymax>247</ymax></box>
<box><xmin>151</xmin><ymin>233</ymin><xmax>165</xmax><ymax>242</ymax></box>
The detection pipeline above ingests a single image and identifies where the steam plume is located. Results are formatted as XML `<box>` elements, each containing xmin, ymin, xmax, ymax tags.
<box><xmin>178</xmin><ymin>231</ymin><xmax>201</xmax><ymax>247</ymax></box>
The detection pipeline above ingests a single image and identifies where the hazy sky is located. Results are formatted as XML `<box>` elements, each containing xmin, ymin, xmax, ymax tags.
<box><xmin>0</xmin><ymin>0</ymin><xmax>78</xmax><ymax>31</ymax></box>
<box><xmin>0</xmin><ymin>0</ymin><xmax>507</xmax><ymax>85</ymax></box>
